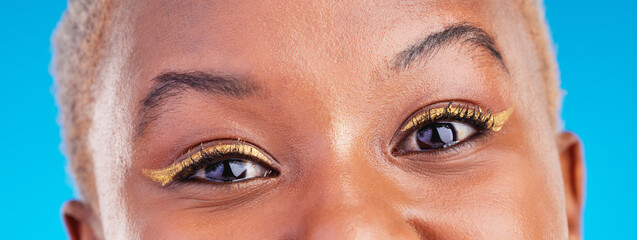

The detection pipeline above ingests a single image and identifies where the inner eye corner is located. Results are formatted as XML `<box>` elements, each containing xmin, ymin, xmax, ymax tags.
<box><xmin>267</xmin><ymin>168</ymin><xmax>281</xmax><ymax>177</ymax></box>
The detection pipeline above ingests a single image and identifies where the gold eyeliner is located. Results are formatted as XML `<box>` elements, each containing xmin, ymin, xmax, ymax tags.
<box><xmin>143</xmin><ymin>142</ymin><xmax>270</xmax><ymax>186</ymax></box>
<box><xmin>401</xmin><ymin>102</ymin><xmax>514</xmax><ymax>133</ymax></box>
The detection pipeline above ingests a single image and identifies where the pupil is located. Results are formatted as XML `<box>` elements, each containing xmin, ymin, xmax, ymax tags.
<box><xmin>416</xmin><ymin>123</ymin><xmax>458</xmax><ymax>150</ymax></box>
<box><xmin>205</xmin><ymin>159</ymin><xmax>248</xmax><ymax>182</ymax></box>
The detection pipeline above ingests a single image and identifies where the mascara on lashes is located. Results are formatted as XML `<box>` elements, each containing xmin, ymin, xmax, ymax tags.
<box><xmin>143</xmin><ymin>143</ymin><xmax>270</xmax><ymax>186</ymax></box>
<box><xmin>144</xmin><ymin>104</ymin><xmax>513</xmax><ymax>185</ymax></box>
<box><xmin>401</xmin><ymin>102</ymin><xmax>514</xmax><ymax>133</ymax></box>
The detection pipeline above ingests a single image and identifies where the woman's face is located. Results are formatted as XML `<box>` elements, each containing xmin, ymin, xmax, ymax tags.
<box><xmin>69</xmin><ymin>0</ymin><xmax>584</xmax><ymax>239</ymax></box>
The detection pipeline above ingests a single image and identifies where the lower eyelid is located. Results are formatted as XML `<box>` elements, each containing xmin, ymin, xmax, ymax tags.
<box><xmin>174</xmin><ymin>177</ymin><xmax>282</xmax><ymax>210</ymax></box>
<box><xmin>393</xmin><ymin>121</ymin><xmax>479</xmax><ymax>155</ymax></box>
<box><xmin>396</xmin><ymin>130</ymin><xmax>491</xmax><ymax>160</ymax></box>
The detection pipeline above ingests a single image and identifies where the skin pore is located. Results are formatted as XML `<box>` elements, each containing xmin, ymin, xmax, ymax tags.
<box><xmin>61</xmin><ymin>0</ymin><xmax>584</xmax><ymax>239</ymax></box>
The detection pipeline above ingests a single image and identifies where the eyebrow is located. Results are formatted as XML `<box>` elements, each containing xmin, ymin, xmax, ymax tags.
<box><xmin>391</xmin><ymin>22</ymin><xmax>506</xmax><ymax>71</ymax></box>
<box><xmin>136</xmin><ymin>23</ymin><xmax>504</xmax><ymax>136</ymax></box>
<box><xmin>136</xmin><ymin>71</ymin><xmax>257</xmax><ymax>135</ymax></box>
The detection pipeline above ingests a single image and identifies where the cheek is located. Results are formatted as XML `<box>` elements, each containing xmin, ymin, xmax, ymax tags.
<box><xmin>131</xmin><ymin>192</ymin><xmax>304</xmax><ymax>239</ymax></box>
<box><xmin>393</xmin><ymin>124</ymin><xmax>567</xmax><ymax>238</ymax></box>
<box><xmin>392</xmin><ymin>157</ymin><xmax>525</xmax><ymax>238</ymax></box>
<box><xmin>515</xmin><ymin>120</ymin><xmax>568</xmax><ymax>236</ymax></box>
<box><xmin>125</xmin><ymin>163</ymin><xmax>304</xmax><ymax>239</ymax></box>
<box><xmin>466</xmin><ymin>150</ymin><xmax>565</xmax><ymax>238</ymax></box>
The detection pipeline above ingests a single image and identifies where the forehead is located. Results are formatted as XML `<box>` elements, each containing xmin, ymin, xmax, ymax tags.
<box><xmin>126</xmin><ymin>0</ymin><xmax>526</xmax><ymax>83</ymax></box>
<box><xmin>118</xmin><ymin>0</ymin><xmax>546</xmax><ymax>142</ymax></box>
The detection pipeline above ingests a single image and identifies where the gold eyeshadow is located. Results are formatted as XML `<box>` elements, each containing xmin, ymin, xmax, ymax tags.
<box><xmin>144</xmin><ymin>103</ymin><xmax>512</xmax><ymax>186</ymax></box>
<box><xmin>400</xmin><ymin>102</ymin><xmax>514</xmax><ymax>133</ymax></box>
<box><xmin>142</xmin><ymin>142</ymin><xmax>271</xmax><ymax>186</ymax></box>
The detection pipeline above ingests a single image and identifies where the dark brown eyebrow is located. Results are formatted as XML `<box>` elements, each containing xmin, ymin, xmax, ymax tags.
<box><xmin>136</xmin><ymin>71</ymin><xmax>258</xmax><ymax>136</ymax></box>
<box><xmin>392</xmin><ymin>22</ymin><xmax>506</xmax><ymax>72</ymax></box>
<box><xmin>136</xmin><ymin>23</ymin><xmax>503</xmax><ymax>137</ymax></box>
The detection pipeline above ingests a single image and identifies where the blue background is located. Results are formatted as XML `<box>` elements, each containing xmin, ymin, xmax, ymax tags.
<box><xmin>1</xmin><ymin>1</ymin><xmax>634</xmax><ymax>238</ymax></box>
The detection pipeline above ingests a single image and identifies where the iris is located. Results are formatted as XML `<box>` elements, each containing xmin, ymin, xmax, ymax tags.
<box><xmin>416</xmin><ymin>123</ymin><xmax>458</xmax><ymax>150</ymax></box>
<box><xmin>205</xmin><ymin>159</ymin><xmax>250</xmax><ymax>182</ymax></box>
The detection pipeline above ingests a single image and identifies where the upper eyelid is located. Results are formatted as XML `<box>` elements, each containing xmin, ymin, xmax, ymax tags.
<box><xmin>400</xmin><ymin>102</ymin><xmax>514</xmax><ymax>134</ymax></box>
<box><xmin>142</xmin><ymin>141</ymin><xmax>273</xmax><ymax>186</ymax></box>
<box><xmin>390</xmin><ymin>101</ymin><xmax>515</xmax><ymax>158</ymax></box>
<box><xmin>391</xmin><ymin>101</ymin><xmax>514</xmax><ymax>155</ymax></box>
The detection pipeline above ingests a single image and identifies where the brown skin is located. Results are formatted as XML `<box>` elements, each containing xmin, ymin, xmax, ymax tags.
<box><xmin>63</xmin><ymin>0</ymin><xmax>584</xmax><ymax>239</ymax></box>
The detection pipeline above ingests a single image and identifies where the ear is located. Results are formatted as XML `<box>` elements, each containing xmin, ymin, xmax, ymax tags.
<box><xmin>557</xmin><ymin>132</ymin><xmax>585</xmax><ymax>240</ymax></box>
<box><xmin>62</xmin><ymin>200</ymin><xmax>102</xmax><ymax>240</ymax></box>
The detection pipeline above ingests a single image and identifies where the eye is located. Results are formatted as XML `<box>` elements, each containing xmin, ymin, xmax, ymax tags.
<box><xmin>392</xmin><ymin>102</ymin><xmax>514</xmax><ymax>156</ymax></box>
<box><xmin>142</xmin><ymin>141</ymin><xmax>280</xmax><ymax>186</ymax></box>
<box><xmin>190</xmin><ymin>159</ymin><xmax>273</xmax><ymax>183</ymax></box>
<box><xmin>399</xmin><ymin>121</ymin><xmax>478</xmax><ymax>153</ymax></box>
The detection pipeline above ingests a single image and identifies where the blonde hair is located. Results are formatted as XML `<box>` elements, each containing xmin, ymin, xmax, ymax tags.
<box><xmin>53</xmin><ymin>0</ymin><xmax>113</xmax><ymax>208</ymax></box>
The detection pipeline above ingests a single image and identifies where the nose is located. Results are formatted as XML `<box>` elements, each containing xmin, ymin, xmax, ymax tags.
<box><xmin>300</xmin><ymin>198</ymin><xmax>421</xmax><ymax>240</ymax></box>
<box><xmin>296</xmin><ymin>149</ymin><xmax>421</xmax><ymax>240</ymax></box>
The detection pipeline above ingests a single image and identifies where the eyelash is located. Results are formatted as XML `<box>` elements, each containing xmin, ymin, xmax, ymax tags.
<box><xmin>142</xmin><ymin>140</ymin><xmax>278</xmax><ymax>186</ymax></box>
<box><xmin>144</xmin><ymin>102</ymin><xmax>512</xmax><ymax>185</ymax></box>
<box><xmin>185</xmin><ymin>148</ymin><xmax>265</xmax><ymax>182</ymax></box>
<box><xmin>393</xmin><ymin>101</ymin><xmax>505</xmax><ymax>156</ymax></box>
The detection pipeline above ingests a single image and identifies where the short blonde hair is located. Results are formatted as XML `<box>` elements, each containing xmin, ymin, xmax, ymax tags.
<box><xmin>53</xmin><ymin>0</ymin><xmax>113</xmax><ymax>208</ymax></box>
<box><xmin>52</xmin><ymin>0</ymin><xmax>561</xmax><ymax>209</ymax></box>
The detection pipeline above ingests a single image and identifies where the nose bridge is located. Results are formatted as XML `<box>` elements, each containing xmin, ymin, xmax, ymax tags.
<box><xmin>298</xmin><ymin>146</ymin><xmax>419</xmax><ymax>240</ymax></box>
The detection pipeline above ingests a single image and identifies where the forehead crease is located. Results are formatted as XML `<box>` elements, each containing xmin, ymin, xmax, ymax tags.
<box><xmin>128</xmin><ymin>0</ymin><xmax>506</xmax><ymax>90</ymax></box>
<box><xmin>131</xmin><ymin>0</ymin><xmax>433</xmax><ymax>61</ymax></box>
<box><xmin>131</xmin><ymin>0</ymin><xmax>496</xmax><ymax>53</ymax></box>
